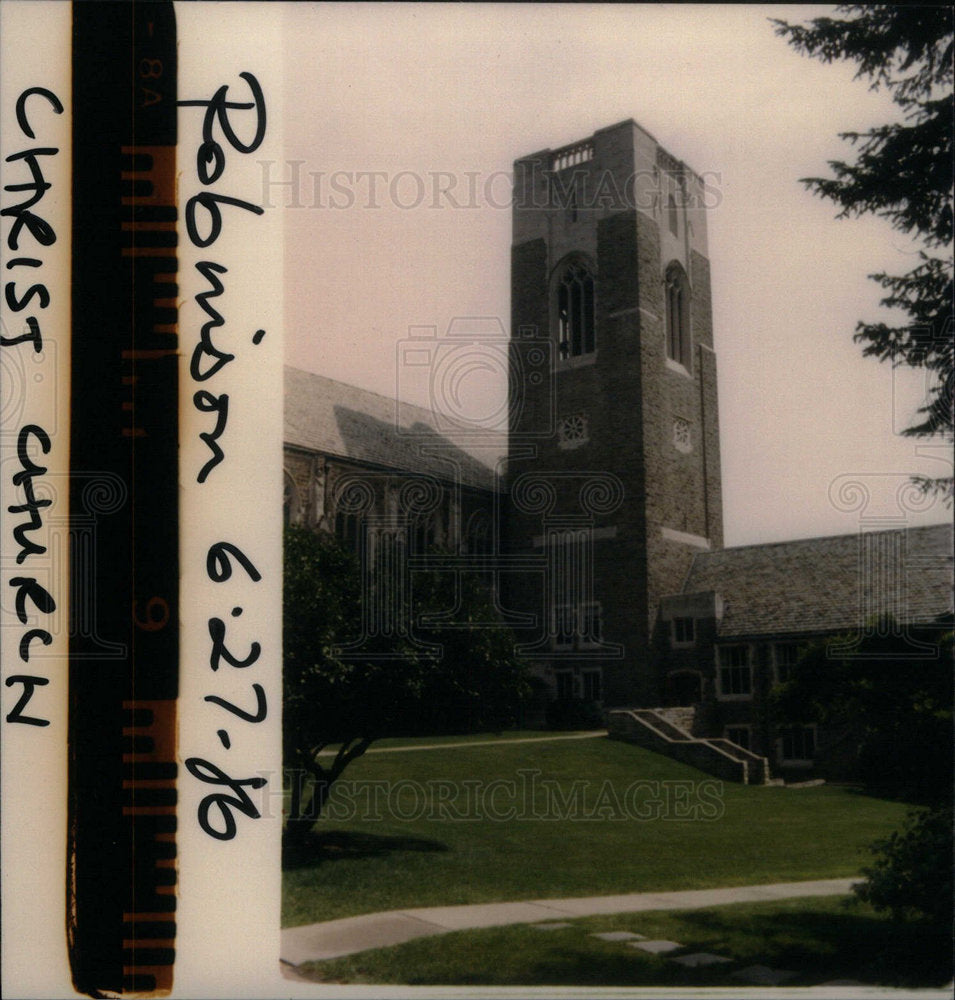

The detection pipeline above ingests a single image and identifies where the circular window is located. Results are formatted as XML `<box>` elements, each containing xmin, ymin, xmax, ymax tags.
<box><xmin>558</xmin><ymin>414</ymin><xmax>588</xmax><ymax>449</ymax></box>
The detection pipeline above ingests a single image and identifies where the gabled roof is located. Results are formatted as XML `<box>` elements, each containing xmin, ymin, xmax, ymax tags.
<box><xmin>284</xmin><ymin>366</ymin><xmax>505</xmax><ymax>492</ymax></box>
<box><xmin>682</xmin><ymin>523</ymin><xmax>953</xmax><ymax>639</ymax></box>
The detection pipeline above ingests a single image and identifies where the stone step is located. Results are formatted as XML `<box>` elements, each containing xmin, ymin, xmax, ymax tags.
<box><xmin>607</xmin><ymin>708</ymin><xmax>772</xmax><ymax>785</ymax></box>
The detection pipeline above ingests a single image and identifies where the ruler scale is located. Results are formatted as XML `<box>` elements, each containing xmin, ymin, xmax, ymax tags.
<box><xmin>69</xmin><ymin>3</ymin><xmax>179</xmax><ymax>994</ymax></box>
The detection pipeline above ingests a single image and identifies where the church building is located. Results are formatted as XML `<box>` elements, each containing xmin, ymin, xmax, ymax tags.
<box><xmin>285</xmin><ymin>119</ymin><xmax>952</xmax><ymax>781</ymax></box>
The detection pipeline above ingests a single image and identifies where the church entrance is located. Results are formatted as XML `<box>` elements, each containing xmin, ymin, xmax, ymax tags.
<box><xmin>667</xmin><ymin>671</ymin><xmax>702</xmax><ymax>706</ymax></box>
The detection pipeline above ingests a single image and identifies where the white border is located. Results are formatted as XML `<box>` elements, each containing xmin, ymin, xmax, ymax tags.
<box><xmin>0</xmin><ymin>3</ymin><xmax>73</xmax><ymax>995</ymax></box>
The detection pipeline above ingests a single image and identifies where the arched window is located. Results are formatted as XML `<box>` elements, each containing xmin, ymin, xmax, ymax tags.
<box><xmin>409</xmin><ymin>513</ymin><xmax>437</xmax><ymax>554</ymax></box>
<box><xmin>556</xmin><ymin>261</ymin><xmax>595</xmax><ymax>359</ymax></box>
<box><xmin>667</xmin><ymin>193</ymin><xmax>678</xmax><ymax>236</ymax></box>
<box><xmin>335</xmin><ymin>509</ymin><xmax>362</xmax><ymax>554</ymax></box>
<box><xmin>283</xmin><ymin>472</ymin><xmax>298</xmax><ymax>525</ymax></box>
<box><xmin>664</xmin><ymin>261</ymin><xmax>691</xmax><ymax>370</ymax></box>
<box><xmin>465</xmin><ymin>511</ymin><xmax>491</xmax><ymax>555</ymax></box>
<box><xmin>566</xmin><ymin>177</ymin><xmax>579</xmax><ymax>224</ymax></box>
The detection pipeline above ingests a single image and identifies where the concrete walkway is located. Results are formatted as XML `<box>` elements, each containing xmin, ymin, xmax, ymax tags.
<box><xmin>316</xmin><ymin>731</ymin><xmax>606</xmax><ymax>756</ymax></box>
<box><xmin>281</xmin><ymin>877</ymin><xmax>856</xmax><ymax>967</ymax></box>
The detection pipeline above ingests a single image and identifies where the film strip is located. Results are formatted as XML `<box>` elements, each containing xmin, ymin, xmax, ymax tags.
<box><xmin>2</xmin><ymin>2</ymin><xmax>281</xmax><ymax>993</ymax></box>
<box><xmin>69</xmin><ymin>3</ymin><xmax>179</xmax><ymax>994</ymax></box>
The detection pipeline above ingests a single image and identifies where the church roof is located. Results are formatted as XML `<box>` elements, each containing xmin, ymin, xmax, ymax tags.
<box><xmin>284</xmin><ymin>366</ymin><xmax>505</xmax><ymax>491</ymax></box>
<box><xmin>683</xmin><ymin>522</ymin><xmax>953</xmax><ymax>639</ymax></box>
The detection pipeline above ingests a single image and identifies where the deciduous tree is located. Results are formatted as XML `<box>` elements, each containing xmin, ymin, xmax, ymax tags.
<box><xmin>773</xmin><ymin>618</ymin><xmax>953</xmax><ymax>931</ymax></box>
<box><xmin>773</xmin><ymin>619</ymin><xmax>953</xmax><ymax>804</ymax></box>
<box><xmin>283</xmin><ymin>525</ymin><xmax>529</xmax><ymax>842</ymax></box>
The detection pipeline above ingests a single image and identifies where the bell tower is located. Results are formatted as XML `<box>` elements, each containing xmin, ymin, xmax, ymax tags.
<box><xmin>506</xmin><ymin>119</ymin><xmax>723</xmax><ymax>707</ymax></box>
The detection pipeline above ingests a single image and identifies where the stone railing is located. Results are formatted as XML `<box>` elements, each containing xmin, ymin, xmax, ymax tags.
<box><xmin>551</xmin><ymin>141</ymin><xmax>594</xmax><ymax>173</ymax></box>
<box><xmin>607</xmin><ymin>708</ymin><xmax>772</xmax><ymax>785</ymax></box>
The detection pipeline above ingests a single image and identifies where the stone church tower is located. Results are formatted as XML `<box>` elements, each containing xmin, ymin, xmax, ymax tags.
<box><xmin>506</xmin><ymin>119</ymin><xmax>724</xmax><ymax>707</ymax></box>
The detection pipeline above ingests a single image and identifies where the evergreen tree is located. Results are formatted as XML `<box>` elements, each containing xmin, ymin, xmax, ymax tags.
<box><xmin>774</xmin><ymin>6</ymin><xmax>954</xmax><ymax>501</ymax></box>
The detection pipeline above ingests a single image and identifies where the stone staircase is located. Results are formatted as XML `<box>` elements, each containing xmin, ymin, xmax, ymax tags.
<box><xmin>607</xmin><ymin>707</ymin><xmax>773</xmax><ymax>785</ymax></box>
<box><xmin>653</xmin><ymin>706</ymin><xmax>698</xmax><ymax>735</ymax></box>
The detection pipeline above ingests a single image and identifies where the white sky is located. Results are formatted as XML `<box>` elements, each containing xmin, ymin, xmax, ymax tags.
<box><xmin>280</xmin><ymin>3</ymin><xmax>950</xmax><ymax>546</ymax></box>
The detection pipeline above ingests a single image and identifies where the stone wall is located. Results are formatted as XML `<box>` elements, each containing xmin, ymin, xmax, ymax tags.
<box><xmin>507</xmin><ymin>122</ymin><xmax>723</xmax><ymax>709</ymax></box>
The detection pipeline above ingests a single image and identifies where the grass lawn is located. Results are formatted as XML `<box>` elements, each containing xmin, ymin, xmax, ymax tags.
<box><xmin>319</xmin><ymin>729</ymin><xmax>601</xmax><ymax>753</ymax></box>
<box><xmin>283</xmin><ymin>734</ymin><xmax>909</xmax><ymax>926</ymax></box>
<box><xmin>298</xmin><ymin>896</ymin><xmax>954</xmax><ymax>988</ymax></box>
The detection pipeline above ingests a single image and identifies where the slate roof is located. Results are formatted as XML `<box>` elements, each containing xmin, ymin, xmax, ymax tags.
<box><xmin>284</xmin><ymin>366</ymin><xmax>505</xmax><ymax>491</ymax></box>
<box><xmin>682</xmin><ymin>523</ymin><xmax>953</xmax><ymax>639</ymax></box>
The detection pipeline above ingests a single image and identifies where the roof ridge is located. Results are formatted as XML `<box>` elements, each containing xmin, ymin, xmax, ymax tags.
<box><xmin>684</xmin><ymin>521</ymin><xmax>951</xmax><ymax>638</ymax></box>
<box><xmin>285</xmin><ymin>364</ymin><xmax>441</xmax><ymax>429</ymax></box>
<box><xmin>284</xmin><ymin>365</ymin><xmax>505</xmax><ymax>490</ymax></box>
<box><xmin>715</xmin><ymin>521</ymin><xmax>952</xmax><ymax>554</ymax></box>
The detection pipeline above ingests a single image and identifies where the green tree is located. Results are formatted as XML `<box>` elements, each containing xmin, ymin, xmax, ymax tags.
<box><xmin>854</xmin><ymin>803</ymin><xmax>953</xmax><ymax>925</ymax></box>
<box><xmin>773</xmin><ymin>620</ymin><xmax>953</xmax><ymax>932</ymax></box>
<box><xmin>773</xmin><ymin>5</ymin><xmax>954</xmax><ymax>501</ymax></box>
<box><xmin>773</xmin><ymin>619</ymin><xmax>953</xmax><ymax>804</ymax></box>
<box><xmin>283</xmin><ymin>525</ymin><xmax>420</xmax><ymax>841</ymax></box>
<box><xmin>283</xmin><ymin>525</ymin><xmax>529</xmax><ymax>841</ymax></box>
<box><xmin>405</xmin><ymin>563</ymin><xmax>530</xmax><ymax>735</ymax></box>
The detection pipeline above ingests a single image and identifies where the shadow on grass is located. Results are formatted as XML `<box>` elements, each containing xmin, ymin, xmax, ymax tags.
<box><xmin>301</xmin><ymin>903</ymin><xmax>954</xmax><ymax>989</ymax></box>
<box><xmin>672</xmin><ymin>902</ymin><xmax>953</xmax><ymax>988</ymax></box>
<box><xmin>505</xmin><ymin>951</ymin><xmax>734</xmax><ymax>989</ymax></box>
<box><xmin>302</xmin><ymin>940</ymin><xmax>740</xmax><ymax>989</ymax></box>
<box><xmin>283</xmin><ymin>829</ymin><xmax>449</xmax><ymax>871</ymax></box>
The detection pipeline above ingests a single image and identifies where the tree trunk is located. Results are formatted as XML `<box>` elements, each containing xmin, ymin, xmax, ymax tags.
<box><xmin>283</xmin><ymin>739</ymin><xmax>375</xmax><ymax>851</ymax></box>
<box><xmin>309</xmin><ymin>778</ymin><xmax>332</xmax><ymax>819</ymax></box>
<box><xmin>289</xmin><ymin>768</ymin><xmax>302</xmax><ymax>824</ymax></box>
<box><xmin>284</xmin><ymin>762</ymin><xmax>317</xmax><ymax>849</ymax></box>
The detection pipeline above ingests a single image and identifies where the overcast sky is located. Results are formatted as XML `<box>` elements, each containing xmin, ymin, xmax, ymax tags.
<box><xmin>280</xmin><ymin>3</ymin><xmax>949</xmax><ymax>547</ymax></box>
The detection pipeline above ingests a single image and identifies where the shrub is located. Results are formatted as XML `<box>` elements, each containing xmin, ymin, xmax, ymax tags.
<box><xmin>545</xmin><ymin>697</ymin><xmax>604</xmax><ymax>731</ymax></box>
<box><xmin>854</xmin><ymin>804</ymin><xmax>954</xmax><ymax>925</ymax></box>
